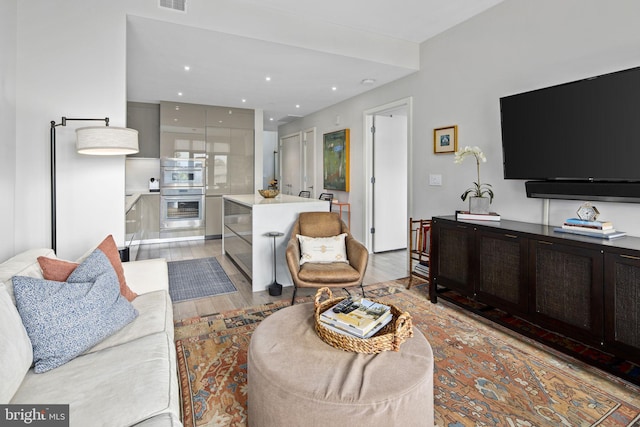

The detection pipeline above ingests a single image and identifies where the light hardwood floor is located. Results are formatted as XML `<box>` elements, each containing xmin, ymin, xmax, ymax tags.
<box><xmin>136</xmin><ymin>238</ymin><xmax>408</xmax><ymax>321</ymax></box>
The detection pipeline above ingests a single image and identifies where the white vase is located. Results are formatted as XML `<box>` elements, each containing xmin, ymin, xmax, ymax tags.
<box><xmin>469</xmin><ymin>196</ymin><xmax>490</xmax><ymax>214</ymax></box>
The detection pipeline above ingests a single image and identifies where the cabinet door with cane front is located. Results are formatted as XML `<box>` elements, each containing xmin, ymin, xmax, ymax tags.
<box><xmin>530</xmin><ymin>239</ymin><xmax>603</xmax><ymax>346</ymax></box>
<box><xmin>604</xmin><ymin>250</ymin><xmax>640</xmax><ymax>363</ymax></box>
<box><xmin>476</xmin><ymin>229</ymin><xmax>528</xmax><ymax>315</ymax></box>
<box><xmin>430</xmin><ymin>219</ymin><xmax>474</xmax><ymax>301</ymax></box>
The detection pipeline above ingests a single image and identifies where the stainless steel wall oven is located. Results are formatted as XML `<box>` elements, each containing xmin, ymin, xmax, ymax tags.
<box><xmin>160</xmin><ymin>158</ymin><xmax>206</xmax><ymax>235</ymax></box>
<box><xmin>160</xmin><ymin>187</ymin><xmax>205</xmax><ymax>230</ymax></box>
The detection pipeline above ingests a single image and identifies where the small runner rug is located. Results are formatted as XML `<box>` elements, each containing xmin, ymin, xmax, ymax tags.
<box><xmin>168</xmin><ymin>257</ymin><xmax>236</xmax><ymax>302</ymax></box>
<box><xmin>174</xmin><ymin>280</ymin><xmax>640</xmax><ymax>427</ymax></box>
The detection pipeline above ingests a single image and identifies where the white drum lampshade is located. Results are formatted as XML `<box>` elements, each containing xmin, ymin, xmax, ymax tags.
<box><xmin>76</xmin><ymin>126</ymin><xmax>139</xmax><ymax>155</ymax></box>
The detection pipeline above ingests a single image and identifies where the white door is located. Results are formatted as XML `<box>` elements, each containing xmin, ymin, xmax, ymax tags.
<box><xmin>280</xmin><ymin>132</ymin><xmax>302</xmax><ymax>195</ymax></box>
<box><xmin>303</xmin><ymin>128</ymin><xmax>316</xmax><ymax>197</ymax></box>
<box><xmin>372</xmin><ymin>110</ymin><xmax>408</xmax><ymax>252</ymax></box>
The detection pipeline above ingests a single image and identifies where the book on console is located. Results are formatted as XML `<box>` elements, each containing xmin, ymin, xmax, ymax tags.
<box><xmin>554</xmin><ymin>227</ymin><xmax>626</xmax><ymax>239</ymax></box>
<box><xmin>320</xmin><ymin>298</ymin><xmax>392</xmax><ymax>338</ymax></box>
<box><xmin>564</xmin><ymin>218</ymin><xmax>613</xmax><ymax>229</ymax></box>
<box><xmin>456</xmin><ymin>211</ymin><xmax>501</xmax><ymax>221</ymax></box>
<box><xmin>561</xmin><ymin>224</ymin><xmax>617</xmax><ymax>234</ymax></box>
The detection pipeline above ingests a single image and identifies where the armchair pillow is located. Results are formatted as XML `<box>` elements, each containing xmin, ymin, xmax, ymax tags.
<box><xmin>297</xmin><ymin>233</ymin><xmax>348</xmax><ymax>265</ymax></box>
<box><xmin>13</xmin><ymin>249</ymin><xmax>138</xmax><ymax>373</ymax></box>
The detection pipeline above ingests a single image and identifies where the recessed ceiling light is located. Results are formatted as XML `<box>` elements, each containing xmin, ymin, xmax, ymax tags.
<box><xmin>265</xmin><ymin>76</ymin><xmax>271</xmax><ymax>82</ymax></box>
<box><xmin>269</xmin><ymin>117</ymin><xmax>274</xmax><ymax>121</ymax></box>
<box><xmin>242</xmin><ymin>99</ymin><xmax>247</xmax><ymax>103</ymax></box>
<box><xmin>184</xmin><ymin>65</ymin><xmax>190</xmax><ymax>71</ymax></box>
<box><xmin>361</xmin><ymin>78</ymin><xmax>376</xmax><ymax>85</ymax></box>
<box><xmin>331</xmin><ymin>86</ymin><xmax>337</xmax><ymax>91</ymax></box>
<box><xmin>295</xmin><ymin>104</ymin><xmax>300</xmax><ymax>108</ymax></box>
<box><xmin>178</xmin><ymin>92</ymin><xmax>183</xmax><ymax>96</ymax></box>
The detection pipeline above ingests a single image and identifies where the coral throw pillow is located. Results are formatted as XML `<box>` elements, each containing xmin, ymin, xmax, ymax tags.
<box><xmin>37</xmin><ymin>257</ymin><xmax>78</xmax><ymax>282</ymax></box>
<box><xmin>37</xmin><ymin>235</ymin><xmax>138</xmax><ymax>301</ymax></box>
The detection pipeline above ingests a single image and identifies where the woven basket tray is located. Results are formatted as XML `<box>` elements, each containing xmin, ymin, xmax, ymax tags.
<box><xmin>313</xmin><ymin>287</ymin><xmax>413</xmax><ymax>353</ymax></box>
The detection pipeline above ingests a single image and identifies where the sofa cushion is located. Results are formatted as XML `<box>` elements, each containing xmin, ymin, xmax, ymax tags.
<box><xmin>0</xmin><ymin>284</ymin><xmax>33</xmax><ymax>403</ymax></box>
<box><xmin>39</xmin><ymin>235</ymin><xmax>138</xmax><ymax>301</ymax></box>
<box><xmin>13</xmin><ymin>249</ymin><xmax>138</xmax><ymax>373</ymax></box>
<box><xmin>85</xmin><ymin>290</ymin><xmax>173</xmax><ymax>354</ymax></box>
<box><xmin>297</xmin><ymin>233</ymin><xmax>348</xmax><ymax>265</ymax></box>
<box><xmin>121</xmin><ymin>258</ymin><xmax>170</xmax><ymax>295</ymax></box>
<box><xmin>0</xmin><ymin>248</ymin><xmax>54</xmax><ymax>304</ymax></box>
<box><xmin>11</xmin><ymin>332</ymin><xmax>180</xmax><ymax>427</ymax></box>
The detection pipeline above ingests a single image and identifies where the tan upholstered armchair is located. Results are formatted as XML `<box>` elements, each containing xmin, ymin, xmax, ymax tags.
<box><xmin>286</xmin><ymin>211</ymin><xmax>369</xmax><ymax>305</ymax></box>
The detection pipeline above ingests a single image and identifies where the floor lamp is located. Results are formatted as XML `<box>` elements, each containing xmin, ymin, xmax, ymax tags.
<box><xmin>50</xmin><ymin>117</ymin><xmax>139</xmax><ymax>253</ymax></box>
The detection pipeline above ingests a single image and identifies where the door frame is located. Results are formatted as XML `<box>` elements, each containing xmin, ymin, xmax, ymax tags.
<box><xmin>302</xmin><ymin>127</ymin><xmax>317</xmax><ymax>197</ymax></box>
<box><xmin>279</xmin><ymin>129</ymin><xmax>315</xmax><ymax>197</ymax></box>
<box><xmin>362</xmin><ymin>97</ymin><xmax>413</xmax><ymax>252</ymax></box>
<box><xmin>278</xmin><ymin>131</ymin><xmax>302</xmax><ymax>195</ymax></box>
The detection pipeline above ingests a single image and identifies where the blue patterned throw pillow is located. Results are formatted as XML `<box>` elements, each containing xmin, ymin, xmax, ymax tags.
<box><xmin>13</xmin><ymin>249</ymin><xmax>138</xmax><ymax>373</ymax></box>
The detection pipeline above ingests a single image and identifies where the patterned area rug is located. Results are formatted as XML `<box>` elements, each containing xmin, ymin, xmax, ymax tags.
<box><xmin>168</xmin><ymin>257</ymin><xmax>236</xmax><ymax>302</ymax></box>
<box><xmin>424</xmin><ymin>285</ymin><xmax>640</xmax><ymax>387</ymax></box>
<box><xmin>174</xmin><ymin>280</ymin><xmax>640</xmax><ymax>427</ymax></box>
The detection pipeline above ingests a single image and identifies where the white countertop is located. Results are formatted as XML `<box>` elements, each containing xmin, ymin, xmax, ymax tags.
<box><xmin>223</xmin><ymin>193</ymin><xmax>328</xmax><ymax>208</ymax></box>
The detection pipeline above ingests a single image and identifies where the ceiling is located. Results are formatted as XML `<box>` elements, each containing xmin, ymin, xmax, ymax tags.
<box><xmin>126</xmin><ymin>0</ymin><xmax>503</xmax><ymax>131</ymax></box>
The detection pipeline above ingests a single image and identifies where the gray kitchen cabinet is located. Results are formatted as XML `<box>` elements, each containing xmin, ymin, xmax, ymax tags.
<box><xmin>125</xmin><ymin>194</ymin><xmax>160</xmax><ymax>260</ymax></box>
<box><xmin>125</xmin><ymin>197</ymin><xmax>142</xmax><ymax>260</ymax></box>
<box><xmin>160</xmin><ymin>101</ymin><xmax>206</xmax><ymax>159</ymax></box>
<box><xmin>205</xmin><ymin>195</ymin><xmax>223</xmax><ymax>238</ymax></box>
<box><xmin>140</xmin><ymin>194</ymin><xmax>160</xmax><ymax>241</ymax></box>
<box><xmin>206</xmin><ymin>127</ymin><xmax>254</xmax><ymax>196</ymax></box>
<box><xmin>127</xmin><ymin>102</ymin><xmax>160</xmax><ymax>158</ymax></box>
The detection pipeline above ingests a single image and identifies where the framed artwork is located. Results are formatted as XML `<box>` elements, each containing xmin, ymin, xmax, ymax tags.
<box><xmin>323</xmin><ymin>129</ymin><xmax>350</xmax><ymax>192</ymax></box>
<box><xmin>433</xmin><ymin>125</ymin><xmax>458</xmax><ymax>154</ymax></box>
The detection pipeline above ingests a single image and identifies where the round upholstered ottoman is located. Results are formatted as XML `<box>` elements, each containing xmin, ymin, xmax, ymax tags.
<box><xmin>247</xmin><ymin>302</ymin><xmax>434</xmax><ymax>427</ymax></box>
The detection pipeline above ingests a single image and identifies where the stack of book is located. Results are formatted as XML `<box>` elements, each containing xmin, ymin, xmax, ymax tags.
<box><xmin>555</xmin><ymin>218</ymin><xmax>626</xmax><ymax>239</ymax></box>
<box><xmin>456</xmin><ymin>211</ymin><xmax>501</xmax><ymax>221</ymax></box>
<box><xmin>413</xmin><ymin>261</ymin><xmax>429</xmax><ymax>277</ymax></box>
<box><xmin>319</xmin><ymin>298</ymin><xmax>392</xmax><ymax>339</ymax></box>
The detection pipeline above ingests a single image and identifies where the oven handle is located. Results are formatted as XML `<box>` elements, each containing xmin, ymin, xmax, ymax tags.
<box><xmin>162</xmin><ymin>168</ymin><xmax>204</xmax><ymax>173</ymax></box>
<box><xmin>162</xmin><ymin>196</ymin><xmax>204</xmax><ymax>202</ymax></box>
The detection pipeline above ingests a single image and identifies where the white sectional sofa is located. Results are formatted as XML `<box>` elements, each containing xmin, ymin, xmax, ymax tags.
<box><xmin>0</xmin><ymin>248</ymin><xmax>182</xmax><ymax>427</ymax></box>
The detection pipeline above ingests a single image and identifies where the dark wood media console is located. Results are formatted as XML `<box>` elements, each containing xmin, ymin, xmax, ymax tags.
<box><xmin>429</xmin><ymin>216</ymin><xmax>640</xmax><ymax>381</ymax></box>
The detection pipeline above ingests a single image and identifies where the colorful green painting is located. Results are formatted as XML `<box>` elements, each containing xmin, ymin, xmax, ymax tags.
<box><xmin>323</xmin><ymin>129</ymin><xmax>350</xmax><ymax>192</ymax></box>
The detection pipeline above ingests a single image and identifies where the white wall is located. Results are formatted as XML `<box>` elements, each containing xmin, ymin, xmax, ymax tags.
<box><xmin>14</xmin><ymin>1</ymin><xmax>131</xmax><ymax>260</ymax></box>
<box><xmin>0</xmin><ymin>0</ymin><xmax>17</xmax><ymax>261</ymax></box>
<box><xmin>281</xmin><ymin>0</ymin><xmax>640</xmax><ymax>239</ymax></box>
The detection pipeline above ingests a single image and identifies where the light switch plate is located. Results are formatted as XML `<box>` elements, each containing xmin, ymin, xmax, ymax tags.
<box><xmin>429</xmin><ymin>174</ymin><xmax>442</xmax><ymax>186</ymax></box>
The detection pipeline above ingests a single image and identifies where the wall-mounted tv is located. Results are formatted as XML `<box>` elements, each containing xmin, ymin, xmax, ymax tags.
<box><xmin>500</xmin><ymin>66</ymin><xmax>640</xmax><ymax>202</ymax></box>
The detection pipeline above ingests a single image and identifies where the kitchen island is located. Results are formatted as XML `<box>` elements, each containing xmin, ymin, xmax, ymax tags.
<box><xmin>223</xmin><ymin>194</ymin><xmax>329</xmax><ymax>292</ymax></box>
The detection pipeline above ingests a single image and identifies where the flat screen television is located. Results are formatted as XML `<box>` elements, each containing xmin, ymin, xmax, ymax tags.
<box><xmin>500</xmin><ymin>66</ymin><xmax>640</xmax><ymax>202</ymax></box>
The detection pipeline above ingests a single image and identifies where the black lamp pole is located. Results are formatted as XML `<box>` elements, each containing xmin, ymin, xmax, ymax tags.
<box><xmin>50</xmin><ymin>117</ymin><xmax>109</xmax><ymax>253</ymax></box>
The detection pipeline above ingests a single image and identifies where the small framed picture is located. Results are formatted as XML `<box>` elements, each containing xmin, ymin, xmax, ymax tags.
<box><xmin>433</xmin><ymin>125</ymin><xmax>458</xmax><ymax>154</ymax></box>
